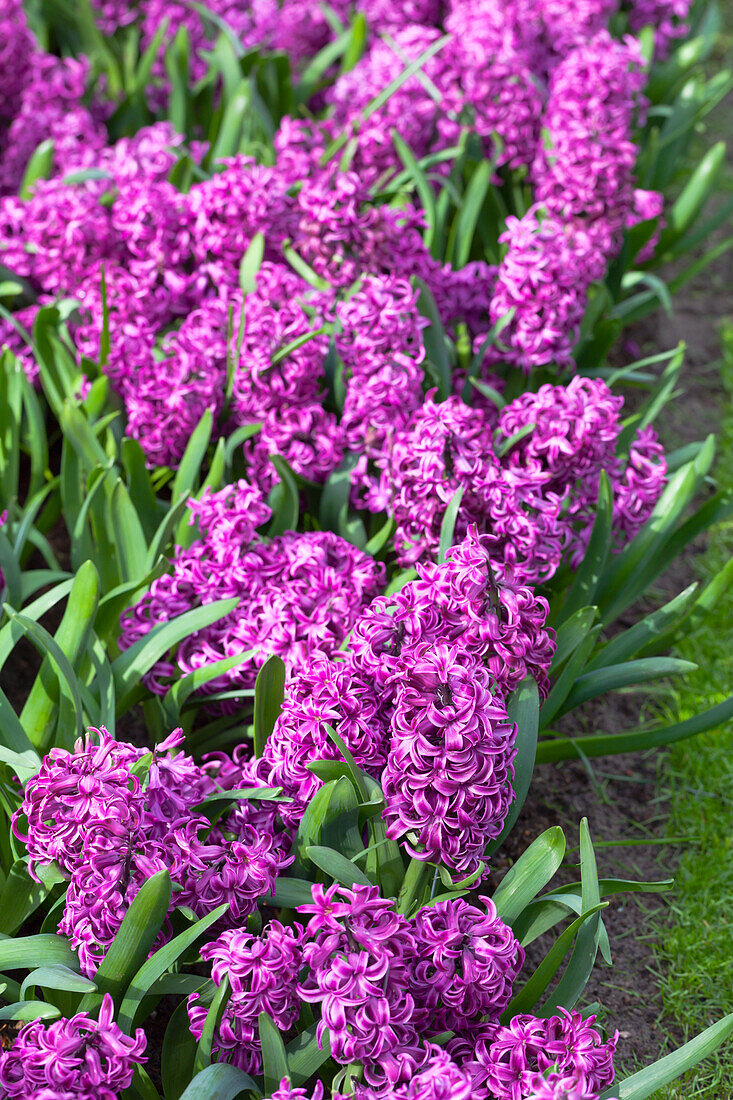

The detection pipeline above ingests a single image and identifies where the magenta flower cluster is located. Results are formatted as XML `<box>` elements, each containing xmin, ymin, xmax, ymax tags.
<box><xmin>381</xmin><ymin>379</ymin><xmax>666</xmax><ymax>575</ymax></box>
<box><xmin>0</xmin><ymin>994</ymin><xmax>145</xmax><ymax>1098</ymax></box>
<box><xmin>0</xmin><ymin>0</ymin><xmax>675</xmax><ymax>481</ymax></box>
<box><xmin>191</xmin><ymin>882</ymin><xmax>618</xmax><ymax>1099</ymax></box>
<box><xmin>188</xmin><ymin>921</ymin><xmax>304</xmax><ymax>1074</ymax></box>
<box><xmin>119</xmin><ymin>481</ymin><xmax>385</xmax><ymax>705</ymax></box>
<box><xmin>471</xmin><ymin>1008</ymin><xmax>619</xmax><ymax>1100</ymax></box>
<box><xmin>14</xmin><ymin>726</ymin><xmax>290</xmax><ymax>976</ymax></box>
<box><xmin>251</xmin><ymin>526</ymin><xmax>554</xmax><ymax>874</ymax></box>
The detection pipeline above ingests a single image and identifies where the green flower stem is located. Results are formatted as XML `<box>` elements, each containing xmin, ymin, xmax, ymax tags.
<box><xmin>396</xmin><ymin>857</ymin><xmax>433</xmax><ymax>915</ymax></box>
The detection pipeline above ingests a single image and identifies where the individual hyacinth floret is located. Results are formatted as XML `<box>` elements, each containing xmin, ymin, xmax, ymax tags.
<box><xmin>0</xmin><ymin>994</ymin><xmax>146</xmax><ymax>1098</ymax></box>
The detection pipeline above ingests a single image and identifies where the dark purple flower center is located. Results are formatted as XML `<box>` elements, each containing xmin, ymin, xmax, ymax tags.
<box><xmin>435</xmin><ymin>682</ymin><xmax>453</xmax><ymax>710</ymax></box>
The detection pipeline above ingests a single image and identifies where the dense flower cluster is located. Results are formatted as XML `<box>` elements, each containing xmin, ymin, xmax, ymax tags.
<box><xmin>470</xmin><ymin>1008</ymin><xmax>619</xmax><ymax>1100</ymax></box>
<box><xmin>382</xmin><ymin>643</ymin><xmax>519</xmax><ymax>874</ymax></box>
<box><xmin>244</xmin><ymin>527</ymin><xmax>554</xmax><ymax>870</ymax></box>
<box><xmin>0</xmin><ymin>994</ymin><xmax>146</xmax><ymax>1098</ymax></box>
<box><xmin>495</xmin><ymin>376</ymin><xmax>667</xmax><ymax>566</ymax></box>
<box><xmin>191</xmin><ymin>884</ymin><xmax>617</xmax><ymax>1100</ymax></box>
<box><xmin>120</xmin><ymin>482</ymin><xmax>385</xmax><ymax>704</ymax></box>
<box><xmin>0</xmin><ymin>0</ymin><xmax>675</xmax><ymax>483</ymax></box>
<box><xmin>188</xmin><ymin>921</ymin><xmax>304</xmax><ymax>1073</ymax></box>
<box><xmin>298</xmin><ymin>885</ymin><xmax>522</xmax><ymax>1089</ymax></box>
<box><xmin>14</xmin><ymin>726</ymin><xmax>290</xmax><ymax>976</ymax></box>
<box><xmin>488</xmin><ymin>210</ymin><xmax>607</xmax><ymax>374</ymax></box>
<box><xmin>378</xmin><ymin>379</ymin><xmax>665</xmax><ymax>575</ymax></box>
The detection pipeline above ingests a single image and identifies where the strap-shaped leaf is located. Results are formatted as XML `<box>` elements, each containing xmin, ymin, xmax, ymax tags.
<box><xmin>597</xmin><ymin>439</ymin><xmax>715</xmax><ymax>624</ymax></box>
<box><xmin>558</xmin><ymin>472</ymin><xmax>613</xmax><ymax>624</ymax></box>
<box><xmin>20</xmin><ymin>139</ymin><xmax>54</xmax><ymax>199</ymax></box>
<box><xmin>178</xmin><ymin>1063</ymin><xmax>261</xmax><ymax>1100</ymax></box>
<box><xmin>0</xmin><ymin>1000</ymin><xmax>60</xmax><ymax>1022</ymax></box>
<box><xmin>172</xmin><ymin>409</ymin><xmax>214</xmax><ymax>504</ymax></box>
<box><xmin>259</xmin><ymin>1010</ymin><xmax>289</xmax><ymax>1096</ymax></box>
<box><xmin>392</xmin><ymin>130</ymin><xmax>437</xmax><ymax>250</ymax></box>
<box><xmin>161</xmin><ymin>998</ymin><xmax>200</xmax><ymax>1100</ymax></box>
<box><xmin>306</xmin><ymin>845</ymin><xmax>372</xmax><ymax>888</ymax></box>
<box><xmin>239</xmin><ymin>231</ymin><xmax>265</xmax><ymax>295</ymax></box>
<box><xmin>80</xmin><ymin>870</ymin><xmax>172</xmax><ymax>1010</ymax></box>
<box><xmin>267</xmin><ymin>455</ymin><xmax>300</xmax><ymax>537</ymax></box>
<box><xmin>602</xmin><ymin>1013</ymin><xmax>733</xmax><ymax>1099</ymax></box>
<box><xmin>263</xmin><ymin>878</ymin><xmax>316</xmax><ymax>908</ymax></box>
<box><xmin>448</xmin><ymin>160</ymin><xmax>493</xmax><ymax>267</ymax></box>
<box><xmin>558</xmin><ymin>657</ymin><xmax>697</xmax><ymax>716</ymax></box>
<box><xmin>0</xmin><ymin>934</ymin><xmax>78</xmax><ymax>972</ymax></box>
<box><xmin>320</xmin><ymin>777</ymin><xmax>363</xmax><ymax>858</ymax></box>
<box><xmin>515</xmin><ymin>877</ymin><xmax>673</xmax><ymax>946</ymax></box>
<box><xmin>438</xmin><ymin>486</ymin><xmax>464</xmax><ymax>564</ymax></box>
<box><xmin>414</xmin><ymin>277</ymin><xmax>451</xmax><ymax>401</ymax></box>
<box><xmin>542</xmin><ymin>819</ymin><xmax>601</xmax><ymax>1013</ymax></box>
<box><xmin>0</xmin><ymin>580</ymin><xmax>75</xmax><ymax>675</ymax></box>
<box><xmin>0</xmin><ymin>686</ymin><xmax>39</xmax><ymax>761</ymax></box>
<box><xmin>118</xmin><ymin>902</ymin><xmax>229</xmax><ymax>1033</ymax></box>
<box><xmin>110</xmin><ymin>479</ymin><xmax>148</xmax><ymax>585</ymax></box>
<box><xmin>111</xmin><ymin>598</ymin><xmax>238</xmax><ymax>712</ymax></box>
<box><xmin>167</xmin><ymin>648</ymin><xmax>257</xmax><ymax>723</ymax></box>
<box><xmin>253</xmin><ymin>655</ymin><xmax>286</xmax><ymax>757</ymax></box>
<box><xmin>550</xmin><ymin>607</ymin><xmax>598</xmax><ymax>673</ymax></box>
<box><xmin>493</xmin><ymin>827</ymin><xmax>566</xmax><ymax>926</ymax></box>
<box><xmin>193</xmin><ymin>975</ymin><xmax>230</xmax><ymax>1075</ymax></box>
<box><xmin>286</xmin><ymin>1023</ymin><xmax>332</xmax><ymax>1086</ymax></box>
<box><xmin>585</xmin><ymin>583</ymin><xmax>698</xmax><ymax>671</ymax></box>
<box><xmin>121</xmin><ymin>438</ymin><xmax>161</xmax><ymax>543</ymax></box>
<box><xmin>541</xmin><ymin>623</ymin><xmax>601</xmax><ymax>728</ymax></box>
<box><xmin>536</xmin><ymin>695</ymin><xmax>733</xmax><ymax>764</ymax></box>
<box><xmin>0</xmin><ymin>860</ymin><xmax>49</xmax><ymax>935</ymax></box>
<box><xmin>502</xmin><ymin>903</ymin><xmax>607</xmax><ymax>1020</ymax></box>
<box><xmin>20</xmin><ymin>965</ymin><xmax>96</xmax><ymax>1000</ymax></box>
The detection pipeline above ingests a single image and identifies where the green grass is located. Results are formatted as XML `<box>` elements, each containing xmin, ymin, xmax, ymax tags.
<box><xmin>652</xmin><ymin>323</ymin><xmax>733</xmax><ymax>1099</ymax></box>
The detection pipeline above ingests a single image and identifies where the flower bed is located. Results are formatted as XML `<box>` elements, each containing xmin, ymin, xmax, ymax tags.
<box><xmin>0</xmin><ymin>1</ymin><xmax>732</xmax><ymax>1098</ymax></box>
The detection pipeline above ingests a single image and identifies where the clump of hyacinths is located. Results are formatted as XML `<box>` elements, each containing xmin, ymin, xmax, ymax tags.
<box><xmin>14</xmin><ymin>725</ymin><xmax>291</xmax><ymax>976</ymax></box>
<box><xmin>0</xmin><ymin>0</ymin><xmax>705</xmax><ymax>483</ymax></box>
<box><xmin>0</xmin><ymin>994</ymin><xmax>146</xmax><ymax>1097</ymax></box>
<box><xmin>185</xmin><ymin>882</ymin><xmax>622</xmax><ymax>1099</ymax></box>
<box><xmin>1</xmin><ymin>0</ymin><xmax>732</xmax><ymax>1097</ymax></box>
